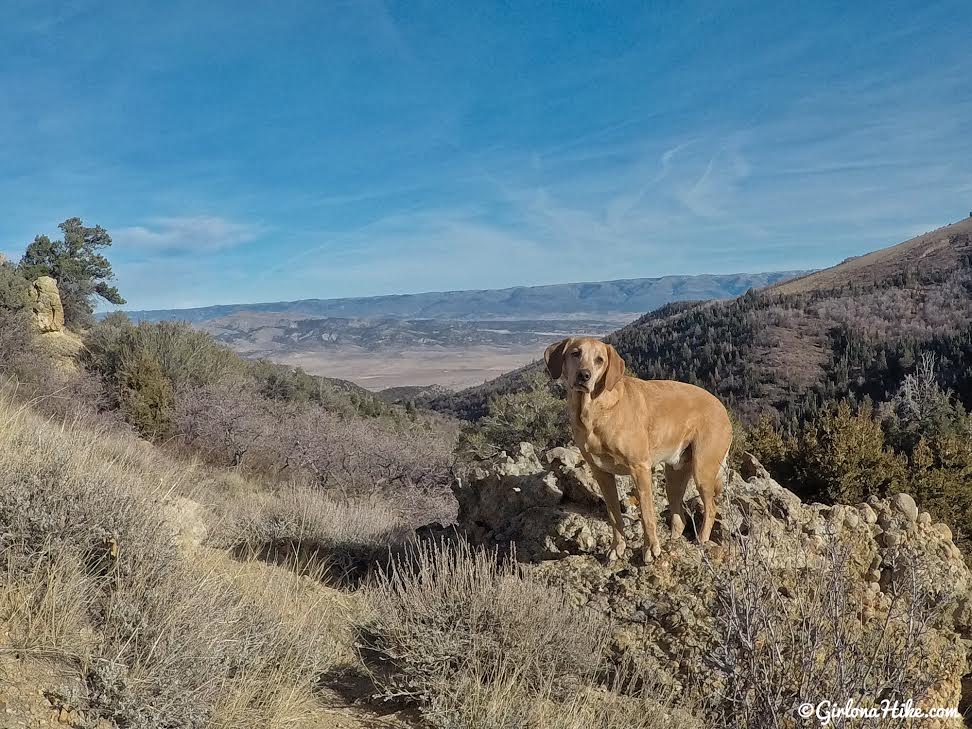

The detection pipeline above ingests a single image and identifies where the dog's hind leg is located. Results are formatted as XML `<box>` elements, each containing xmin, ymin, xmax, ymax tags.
<box><xmin>664</xmin><ymin>464</ymin><xmax>691</xmax><ymax>541</ymax></box>
<box><xmin>590</xmin><ymin>466</ymin><xmax>627</xmax><ymax>562</ymax></box>
<box><xmin>693</xmin><ymin>445</ymin><xmax>730</xmax><ymax>543</ymax></box>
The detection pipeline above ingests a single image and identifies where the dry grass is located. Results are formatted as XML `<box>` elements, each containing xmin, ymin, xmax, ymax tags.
<box><xmin>0</xmin><ymin>390</ymin><xmax>343</xmax><ymax>728</ymax></box>
<box><xmin>358</xmin><ymin>538</ymin><xmax>697</xmax><ymax>729</ymax></box>
<box><xmin>210</xmin><ymin>485</ymin><xmax>416</xmax><ymax>584</ymax></box>
<box><xmin>0</xmin><ymin>549</ymin><xmax>97</xmax><ymax>660</ymax></box>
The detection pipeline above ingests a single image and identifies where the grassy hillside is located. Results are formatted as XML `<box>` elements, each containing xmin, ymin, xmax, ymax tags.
<box><xmin>2</xmin><ymin>228</ymin><xmax>970</xmax><ymax>726</ymax></box>
<box><xmin>0</xmin><ymin>301</ymin><xmax>693</xmax><ymax>728</ymax></box>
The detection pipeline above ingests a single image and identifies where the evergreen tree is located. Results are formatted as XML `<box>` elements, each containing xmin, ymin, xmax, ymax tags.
<box><xmin>19</xmin><ymin>217</ymin><xmax>125</xmax><ymax>327</ymax></box>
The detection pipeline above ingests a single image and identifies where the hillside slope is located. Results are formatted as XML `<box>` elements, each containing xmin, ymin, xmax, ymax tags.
<box><xmin>432</xmin><ymin>219</ymin><xmax>972</xmax><ymax>421</ymax></box>
<box><xmin>125</xmin><ymin>270</ymin><xmax>806</xmax><ymax>324</ymax></box>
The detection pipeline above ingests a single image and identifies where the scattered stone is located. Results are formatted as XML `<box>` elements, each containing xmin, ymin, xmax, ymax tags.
<box><xmin>739</xmin><ymin>451</ymin><xmax>771</xmax><ymax>480</ymax></box>
<box><xmin>878</xmin><ymin>531</ymin><xmax>901</xmax><ymax>549</ymax></box>
<box><xmin>857</xmin><ymin>503</ymin><xmax>878</xmax><ymax>524</ymax></box>
<box><xmin>891</xmin><ymin>492</ymin><xmax>919</xmax><ymax>523</ymax></box>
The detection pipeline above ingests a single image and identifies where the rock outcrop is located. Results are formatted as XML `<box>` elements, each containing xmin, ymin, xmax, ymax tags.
<box><xmin>26</xmin><ymin>276</ymin><xmax>65</xmax><ymax>334</ymax></box>
<box><xmin>453</xmin><ymin>445</ymin><xmax>972</xmax><ymax>726</ymax></box>
<box><xmin>23</xmin><ymin>275</ymin><xmax>82</xmax><ymax>370</ymax></box>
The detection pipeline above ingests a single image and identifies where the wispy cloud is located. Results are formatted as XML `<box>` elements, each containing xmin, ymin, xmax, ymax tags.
<box><xmin>115</xmin><ymin>216</ymin><xmax>264</xmax><ymax>256</ymax></box>
<box><xmin>4</xmin><ymin>1</ymin><xmax>972</xmax><ymax>310</ymax></box>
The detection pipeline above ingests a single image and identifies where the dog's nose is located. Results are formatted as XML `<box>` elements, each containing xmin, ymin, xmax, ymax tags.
<box><xmin>577</xmin><ymin>369</ymin><xmax>592</xmax><ymax>383</ymax></box>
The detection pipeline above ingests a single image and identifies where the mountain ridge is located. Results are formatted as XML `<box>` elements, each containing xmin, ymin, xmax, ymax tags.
<box><xmin>124</xmin><ymin>270</ymin><xmax>808</xmax><ymax>324</ymax></box>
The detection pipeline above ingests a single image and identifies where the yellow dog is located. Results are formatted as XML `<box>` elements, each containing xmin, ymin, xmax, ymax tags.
<box><xmin>545</xmin><ymin>337</ymin><xmax>732</xmax><ymax>563</ymax></box>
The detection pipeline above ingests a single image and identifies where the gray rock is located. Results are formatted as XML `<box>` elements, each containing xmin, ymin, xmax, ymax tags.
<box><xmin>857</xmin><ymin>503</ymin><xmax>878</xmax><ymax>524</ymax></box>
<box><xmin>891</xmin><ymin>493</ymin><xmax>919</xmax><ymax>523</ymax></box>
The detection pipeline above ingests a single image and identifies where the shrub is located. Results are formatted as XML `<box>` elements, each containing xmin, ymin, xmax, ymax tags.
<box><xmin>0</xmin><ymin>308</ymin><xmax>36</xmax><ymax>378</ymax></box>
<box><xmin>882</xmin><ymin>353</ymin><xmax>968</xmax><ymax>453</ymax></box>
<box><xmin>908</xmin><ymin>434</ymin><xmax>972</xmax><ymax>552</ymax></box>
<box><xmin>250</xmin><ymin>359</ymin><xmax>394</xmax><ymax>417</ymax></box>
<box><xmin>82</xmin><ymin>318</ymin><xmax>243</xmax><ymax>434</ymax></box>
<box><xmin>85</xmin><ymin>318</ymin><xmax>243</xmax><ymax>391</ymax></box>
<box><xmin>789</xmin><ymin>400</ymin><xmax>906</xmax><ymax>503</ymax></box>
<box><xmin>0</xmin><ymin>259</ymin><xmax>30</xmax><ymax>311</ymax></box>
<box><xmin>117</xmin><ymin>349</ymin><xmax>175</xmax><ymax>437</ymax></box>
<box><xmin>0</xmin><ymin>394</ymin><xmax>334</xmax><ymax>727</ymax></box>
<box><xmin>359</xmin><ymin>539</ymin><xmax>611</xmax><ymax>726</ymax></box>
<box><xmin>283</xmin><ymin>406</ymin><xmax>455</xmax><ymax>500</ymax></box>
<box><xmin>174</xmin><ymin>379</ymin><xmax>279</xmax><ymax>466</ymax></box>
<box><xmin>176</xmin><ymin>383</ymin><xmax>456</xmax><ymax>515</ymax></box>
<box><xmin>459</xmin><ymin>371</ymin><xmax>569</xmax><ymax>459</ymax></box>
<box><xmin>705</xmin><ymin>520</ymin><xmax>961</xmax><ymax>729</ymax></box>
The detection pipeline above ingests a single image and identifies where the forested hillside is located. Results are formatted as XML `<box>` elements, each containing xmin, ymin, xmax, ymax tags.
<box><xmin>433</xmin><ymin>218</ymin><xmax>972</xmax><ymax>423</ymax></box>
<box><xmin>609</xmin><ymin>218</ymin><xmax>972</xmax><ymax>424</ymax></box>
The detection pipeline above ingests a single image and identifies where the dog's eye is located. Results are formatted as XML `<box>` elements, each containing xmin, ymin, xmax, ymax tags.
<box><xmin>595</xmin><ymin>356</ymin><xmax>604</xmax><ymax>365</ymax></box>
<box><xmin>571</xmin><ymin>350</ymin><xmax>581</xmax><ymax>357</ymax></box>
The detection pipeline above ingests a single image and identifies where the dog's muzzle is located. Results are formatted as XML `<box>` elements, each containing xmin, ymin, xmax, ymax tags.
<box><xmin>573</xmin><ymin>369</ymin><xmax>592</xmax><ymax>391</ymax></box>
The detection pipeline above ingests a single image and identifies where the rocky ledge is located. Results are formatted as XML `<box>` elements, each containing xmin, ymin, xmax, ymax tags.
<box><xmin>453</xmin><ymin>443</ymin><xmax>972</xmax><ymax>726</ymax></box>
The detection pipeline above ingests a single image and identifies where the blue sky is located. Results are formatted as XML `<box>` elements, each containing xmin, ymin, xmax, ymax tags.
<box><xmin>2</xmin><ymin>1</ymin><xmax>971</xmax><ymax>310</ymax></box>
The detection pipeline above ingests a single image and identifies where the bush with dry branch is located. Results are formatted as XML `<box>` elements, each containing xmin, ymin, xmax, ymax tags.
<box><xmin>703</xmin><ymin>522</ymin><xmax>962</xmax><ymax>729</ymax></box>
<box><xmin>358</xmin><ymin>539</ymin><xmax>698</xmax><ymax>728</ymax></box>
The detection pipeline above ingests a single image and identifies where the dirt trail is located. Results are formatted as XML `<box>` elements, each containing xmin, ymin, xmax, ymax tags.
<box><xmin>161</xmin><ymin>493</ymin><xmax>420</xmax><ymax>729</ymax></box>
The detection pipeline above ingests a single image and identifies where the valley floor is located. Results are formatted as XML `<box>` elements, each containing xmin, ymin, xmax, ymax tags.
<box><xmin>269</xmin><ymin>344</ymin><xmax>541</xmax><ymax>390</ymax></box>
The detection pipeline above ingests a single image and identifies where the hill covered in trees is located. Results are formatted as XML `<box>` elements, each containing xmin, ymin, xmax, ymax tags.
<box><xmin>432</xmin><ymin>218</ymin><xmax>972</xmax><ymax>423</ymax></box>
<box><xmin>609</xmin><ymin>217</ymin><xmax>972</xmax><ymax>424</ymax></box>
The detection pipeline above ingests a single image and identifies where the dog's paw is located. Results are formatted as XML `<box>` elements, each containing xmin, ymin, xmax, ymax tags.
<box><xmin>642</xmin><ymin>542</ymin><xmax>662</xmax><ymax>564</ymax></box>
<box><xmin>670</xmin><ymin>514</ymin><xmax>686</xmax><ymax>540</ymax></box>
<box><xmin>607</xmin><ymin>541</ymin><xmax>627</xmax><ymax>562</ymax></box>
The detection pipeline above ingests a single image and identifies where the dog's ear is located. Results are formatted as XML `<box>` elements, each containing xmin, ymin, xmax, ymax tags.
<box><xmin>603</xmin><ymin>344</ymin><xmax>625</xmax><ymax>392</ymax></box>
<box><xmin>544</xmin><ymin>338</ymin><xmax>570</xmax><ymax>380</ymax></box>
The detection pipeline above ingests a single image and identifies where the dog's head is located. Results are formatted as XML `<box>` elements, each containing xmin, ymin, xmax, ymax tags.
<box><xmin>544</xmin><ymin>337</ymin><xmax>625</xmax><ymax>395</ymax></box>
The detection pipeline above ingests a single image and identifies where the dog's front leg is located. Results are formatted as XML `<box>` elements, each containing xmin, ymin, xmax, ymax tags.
<box><xmin>630</xmin><ymin>463</ymin><xmax>662</xmax><ymax>563</ymax></box>
<box><xmin>590</xmin><ymin>466</ymin><xmax>626</xmax><ymax>562</ymax></box>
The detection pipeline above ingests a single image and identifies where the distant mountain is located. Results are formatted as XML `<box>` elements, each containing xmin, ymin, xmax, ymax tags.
<box><xmin>202</xmin><ymin>316</ymin><xmax>614</xmax><ymax>355</ymax></box>
<box><xmin>126</xmin><ymin>270</ymin><xmax>808</xmax><ymax>324</ymax></box>
<box><xmin>429</xmin><ymin>219</ymin><xmax>972</xmax><ymax>420</ymax></box>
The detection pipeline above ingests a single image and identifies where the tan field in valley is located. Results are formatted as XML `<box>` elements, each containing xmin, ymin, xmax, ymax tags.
<box><xmin>271</xmin><ymin>344</ymin><xmax>541</xmax><ymax>391</ymax></box>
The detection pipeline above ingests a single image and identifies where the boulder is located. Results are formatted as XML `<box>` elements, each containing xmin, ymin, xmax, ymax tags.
<box><xmin>738</xmin><ymin>450</ymin><xmax>771</xmax><ymax>480</ymax></box>
<box><xmin>892</xmin><ymin>492</ymin><xmax>920</xmax><ymax>523</ymax></box>
<box><xmin>26</xmin><ymin>276</ymin><xmax>65</xmax><ymax>333</ymax></box>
